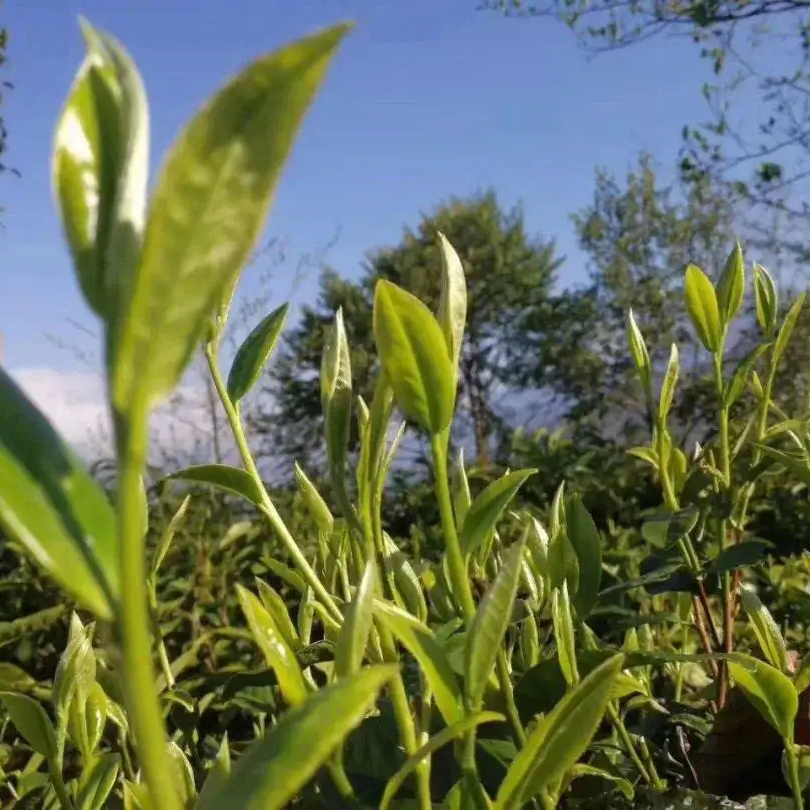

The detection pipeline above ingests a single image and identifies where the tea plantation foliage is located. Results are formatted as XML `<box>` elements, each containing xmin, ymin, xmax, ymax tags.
<box><xmin>4</xmin><ymin>18</ymin><xmax>810</xmax><ymax>810</ymax></box>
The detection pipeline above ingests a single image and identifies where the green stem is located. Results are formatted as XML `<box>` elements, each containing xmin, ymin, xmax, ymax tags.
<box><xmin>496</xmin><ymin>651</ymin><xmax>526</xmax><ymax>747</ymax></box>
<box><xmin>47</xmin><ymin>758</ymin><xmax>74</xmax><ymax>810</ymax></box>
<box><xmin>430</xmin><ymin>432</ymin><xmax>476</xmax><ymax>624</ymax></box>
<box><xmin>116</xmin><ymin>408</ymin><xmax>182</xmax><ymax>810</ymax></box>
<box><xmin>606</xmin><ymin>703</ymin><xmax>655</xmax><ymax>787</ymax></box>
<box><xmin>204</xmin><ymin>344</ymin><xmax>342</xmax><ymax>624</ymax></box>
<box><xmin>786</xmin><ymin>743</ymin><xmax>806</xmax><ymax>810</ymax></box>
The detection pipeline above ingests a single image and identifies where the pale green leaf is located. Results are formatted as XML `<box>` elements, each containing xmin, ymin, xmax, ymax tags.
<box><xmin>166</xmin><ymin>464</ymin><xmax>264</xmax><ymax>506</ymax></box>
<box><xmin>685</xmin><ymin>263</ymin><xmax>723</xmax><ymax>352</ymax></box>
<box><xmin>772</xmin><ymin>292</ymin><xmax>806</xmax><ymax>368</ymax></box>
<box><xmin>335</xmin><ymin>559</ymin><xmax>377</xmax><ymax>678</ymax></box>
<box><xmin>436</xmin><ymin>231</ymin><xmax>467</xmax><ymax>380</ymax></box>
<box><xmin>76</xmin><ymin>753</ymin><xmax>121</xmax><ymax>810</ymax></box>
<box><xmin>658</xmin><ymin>344</ymin><xmax>679</xmax><ymax>421</ymax></box>
<box><xmin>552</xmin><ymin>583</ymin><xmax>579</xmax><ymax>687</ymax></box>
<box><xmin>739</xmin><ymin>588</ymin><xmax>790</xmax><ymax>674</ymax></box>
<box><xmin>754</xmin><ymin>263</ymin><xmax>778</xmax><ymax>336</ymax></box>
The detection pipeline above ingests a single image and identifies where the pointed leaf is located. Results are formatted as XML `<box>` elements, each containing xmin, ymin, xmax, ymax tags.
<box><xmin>167</xmin><ymin>741</ymin><xmax>196</xmax><ymax>807</ymax></box>
<box><xmin>237</xmin><ymin>586</ymin><xmax>308</xmax><ymax>707</ymax></box>
<box><xmin>227</xmin><ymin>302</ymin><xmax>289</xmax><ymax>403</ymax></box>
<box><xmin>76</xmin><ymin>753</ymin><xmax>120</xmax><ymax>810</ymax></box>
<box><xmin>725</xmin><ymin>344</ymin><xmax>769</xmax><ymax>408</ymax></box>
<box><xmin>294</xmin><ymin>463</ymin><xmax>333</xmax><ymax>536</ymax></box>
<box><xmin>374</xmin><ymin>600</ymin><xmax>464</xmax><ymax>724</ymax></box>
<box><xmin>659</xmin><ymin>344</ymin><xmax>679</xmax><ymax>420</ymax></box>
<box><xmin>373</xmin><ymin>279</ymin><xmax>455</xmax><ymax>434</ymax></box>
<box><xmin>754</xmin><ymin>263</ymin><xmax>778</xmax><ymax>336</ymax></box>
<box><xmin>0</xmin><ymin>692</ymin><xmax>58</xmax><ymax>759</ymax></box>
<box><xmin>199</xmin><ymin>664</ymin><xmax>396</xmax><ymax>810</ymax></box>
<box><xmin>151</xmin><ymin>494</ymin><xmax>190</xmax><ymax>579</ymax></box>
<box><xmin>705</xmin><ymin>539</ymin><xmax>774</xmax><ymax>575</ymax></box>
<box><xmin>739</xmin><ymin>589</ymin><xmax>790</xmax><ymax>674</ymax></box>
<box><xmin>111</xmin><ymin>24</ymin><xmax>351</xmax><ymax>411</ymax></box>
<box><xmin>772</xmin><ymin>292</ymin><xmax>806</xmax><ymax>368</ymax></box>
<box><xmin>436</xmin><ymin>232</ymin><xmax>467</xmax><ymax>380</ymax></box>
<box><xmin>198</xmin><ymin>733</ymin><xmax>232</xmax><ymax>807</ymax></box>
<box><xmin>728</xmin><ymin>653</ymin><xmax>797</xmax><ymax>740</ymax></box>
<box><xmin>166</xmin><ymin>464</ymin><xmax>264</xmax><ymax>506</ymax></box>
<box><xmin>715</xmin><ymin>241</ymin><xmax>745</xmax><ymax>326</ymax></box>
<box><xmin>685</xmin><ymin>263</ymin><xmax>722</xmax><ymax>352</ymax></box>
<box><xmin>460</xmin><ymin>469</ymin><xmax>536</xmax><ymax>557</ymax></box>
<box><xmin>564</xmin><ymin>494</ymin><xmax>602</xmax><ymax>618</ymax></box>
<box><xmin>255</xmin><ymin>579</ymin><xmax>300</xmax><ymax>650</ymax></box>
<box><xmin>321</xmin><ymin>308</ymin><xmax>353</xmax><ymax>488</ymax></box>
<box><xmin>335</xmin><ymin>559</ymin><xmax>377</xmax><ymax>678</ymax></box>
<box><xmin>494</xmin><ymin>654</ymin><xmax>624</xmax><ymax>809</ymax></box>
<box><xmin>552</xmin><ymin>584</ymin><xmax>579</xmax><ymax>687</ymax></box>
<box><xmin>53</xmin><ymin>19</ymin><xmax>148</xmax><ymax>320</ymax></box>
<box><xmin>465</xmin><ymin>539</ymin><xmax>526</xmax><ymax>708</ymax></box>
<box><xmin>382</xmin><ymin>532</ymin><xmax>428</xmax><ymax>623</ymax></box>
<box><xmin>626</xmin><ymin>309</ymin><xmax>651</xmax><ymax>393</ymax></box>
<box><xmin>0</xmin><ymin>367</ymin><xmax>118</xmax><ymax>619</ymax></box>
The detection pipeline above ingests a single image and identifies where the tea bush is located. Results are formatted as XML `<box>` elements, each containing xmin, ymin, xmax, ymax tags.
<box><xmin>3</xmin><ymin>17</ymin><xmax>810</xmax><ymax>810</ymax></box>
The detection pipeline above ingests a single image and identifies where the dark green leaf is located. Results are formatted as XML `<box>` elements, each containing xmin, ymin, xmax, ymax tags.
<box><xmin>705</xmin><ymin>540</ymin><xmax>774</xmax><ymax>575</ymax></box>
<box><xmin>0</xmin><ymin>692</ymin><xmax>57</xmax><ymax>759</ymax></box>
<box><xmin>564</xmin><ymin>494</ymin><xmax>602</xmax><ymax>618</ymax></box>
<box><xmin>111</xmin><ymin>24</ymin><xmax>351</xmax><ymax>411</ymax></box>
<box><xmin>199</xmin><ymin>665</ymin><xmax>396</xmax><ymax>810</ymax></box>
<box><xmin>227</xmin><ymin>302</ymin><xmax>289</xmax><ymax>403</ymax></box>
<box><xmin>0</xmin><ymin>367</ymin><xmax>118</xmax><ymax>619</ymax></box>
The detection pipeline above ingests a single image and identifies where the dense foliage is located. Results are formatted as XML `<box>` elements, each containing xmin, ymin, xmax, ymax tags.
<box><xmin>4</xmin><ymin>15</ymin><xmax>810</xmax><ymax>810</ymax></box>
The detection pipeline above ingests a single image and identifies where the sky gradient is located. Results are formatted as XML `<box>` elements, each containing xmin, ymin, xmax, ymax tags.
<box><xmin>2</xmin><ymin>0</ymin><xmax>714</xmax><ymax>375</ymax></box>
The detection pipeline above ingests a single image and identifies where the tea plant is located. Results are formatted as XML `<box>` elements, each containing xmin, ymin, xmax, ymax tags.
<box><xmin>2</xmin><ymin>14</ymin><xmax>810</xmax><ymax>810</ymax></box>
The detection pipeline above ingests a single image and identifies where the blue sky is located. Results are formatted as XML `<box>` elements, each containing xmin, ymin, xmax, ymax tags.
<box><xmin>2</xmin><ymin>0</ymin><xmax>713</xmax><ymax>375</ymax></box>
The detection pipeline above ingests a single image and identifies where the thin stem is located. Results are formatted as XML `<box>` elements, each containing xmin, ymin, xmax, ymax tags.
<box><xmin>115</xmin><ymin>408</ymin><xmax>181</xmax><ymax>810</ymax></box>
<box><xmin>786</xmin><ymin>743</ymin><xmax>806</xmax><ymax>810</ymax></box>
<box><xmin>496</xmin><ymin>651</ymin><xmax>526</xmax><ymax>747</ymax></box>
<box><xmin>430</xmin><ymin>432</ymin><xmax>476</xmax><ymax>624</ymax></box>
<box><xmin>203</xmin><ymin>344</ymin><xmax>342</xmax><ymax>624</ymax></box>
<box><xmin>47</xmin><ymin>758</ymin><xmax>74</xmax><ymax>810</ymax></box>
<box><xmin>606</xmin><ymin>703</ymin><xmax>655</xmax><ymax>787</ymax></box>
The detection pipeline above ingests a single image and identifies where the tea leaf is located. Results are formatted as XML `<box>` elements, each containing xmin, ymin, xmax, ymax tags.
<box><xmin>626</xmin><ymin>309</ymin><xmax>652</xmax><ymax>394</ymax></box>
<box><xmin>552</xmin><ymin>583</ymin><xmax>579</xmax><ymax>687</ymax></box>
<box><xmin>200</xmin><ymin>664</ymin><xmax>396</xmax><ymax>810</ymax></box>
<box><xmin>659</xmin><ymin>344</ymin><xmax>679</xmax><ymax>421</ymax></box>
<box><xmin>725</xmin><ymin>344</ymin><xmax>769</xmax><ymax>408</ymax></box>
<box><xmin>151</xmin><ymin>494</ymin><xmax>190</xmax><ymax>579</ymax></box>
<box><xmin>54</xmin><ymin>19</ymin><xmax>148</xmax><ymax>320</ymax></box>
<box><xmin>0</xmin><ymin>692</ymin><xmax>58</xmax><ymax>759</ymax></box>
<box><xmin>255</xmin><ymin>579</ymin><xmax>300</xmax><ymax>650</ymax></box>
<box><xmin>564</xmin><ymin>494</ymin><xmax>602</xmax><ymax>618</ymax></box>
<box><xmin>374</xmin><ymin>600</ymin><xmax>464</xmax><ymax>724</ymax></box>
<box><xmin>754</xmin><ymin>263</ymin><xmax>778</xmax><ymax>336</ymax></box>
<box><xmin>0</xmin><ymin>367</ymin><xmax>118</xmax><ymax>619</ymax></box>
<box><xmin>567</xmin><ymin>764</ymin><xmax>634</xmax><ymax>800</ymax></box>
<box><xmin>198</xmin><ymin>733</ymin><xmax>232</xmax><ymax>807</ymax></box>
<box><xmin>460</xmin><ymin>469</ymin><xmax>536</xmax><ymax>557</ymax></box>
<box><xmin>380</xmin><ymin>711</ymin><xmax>505</xmax><ymax>810</ymax></box>
<box><xmin>728</xmin><ymin>653</ymin><xmax>797</xmax><ymax>740</ymax></box>
<box><xmin>794</xmin><ymin>654</ymin><xmax>810</xmax><ymax>694</ymax></box>
<box><xmin>627</xmin><ymin>446</ymin><xmax>658</xmax><ymax>468</ymax></box>
<box><xmin>294</xmin><ymin>463</ymin><xmax>334</xmax><ymax>536</ymax></box>
<box><xmin>465</xmin><ymin>539</ymin><xmax>526</xmax><ymax>708</ymax></box>
<box><xmin>494</xmin><ymin>654</ymin><xmax>624</xmax><ymax>809</ymax></box>
<box><xmin>167</xmin><ymin>464</ymin><xmax>264</xmax><ymax>506</ymax></box>
<box><xmin>436</xmin><ymin>231</ymin><xmax>467</xmax><ymax>380</ymax></box>
<box><xmin>335</xmin><ymin>559</ymin><xmax>377</xmax><ymax>678</ymax></box>
<box><xmin>262</xmin><ymin>557</ymin><xmax>307</xmax><ymax>597</ymax></box>
<box><xmin>382</xmin><ymin>532</ymin><xmax>428</xmax><ymax>623</ymax></box>
<box><xmin>685</xmin><ymin>263</ymin><xmax>722</xmax><ymax>352</ymax></box>
<box><xmin>237</xmin><ymin>585</ymin><xmax>309</xmax><ymax>707</ymax></box>
<box><xmin>453</xmin><ymin>448</ymin><xmax>473</xmax><ymax>529</ymax></box>
<box><xmin>167</xmin><ymin>742</ymin><xmax>196</xmax><ymax>807</ymax></box>
<box><xmin>772</xmin><ymin>291</ymin><xmax>806</xmax><ymax>368</ymax></box>
<box><xmin>705</xmin><ymin>540</ymin><xmax>774</xmax><ymax>575</ymax></box>
<box><xmin>739</xmin><ymin>589</ymin><xmax>790</xmax><ymax>674</ymax></box>
<box><xmin>76</xmin><ymin>752</ymin><xmax>120</xmax><ymax>810</ymax></box>
<box><xmin>715</xmin><ymin>241</ymin><xmax>745</xmax><ymax>327</ymax></box>
<box><xmin>373</xmin><ymin>279</ymin><xmax>455</xmax><ymax>434</ymax></box>
<box><xmin>755</xmin><ymin>446</ymin><xmax>810</xmax><ymax>487</ymax></box>
<box><xmin>322</xmin><ymin>308</ymin><xmax>353</xmax><ymax>491</ymax></box>
<box><xmin>111</xmin><ymin>24</ymin><xmax>350</xmax><ymax>411</ymax></box>
<box><xmin>227</xmin><ymin>302</ymin><xmax>289</xmax><ymax>403</ymax></box>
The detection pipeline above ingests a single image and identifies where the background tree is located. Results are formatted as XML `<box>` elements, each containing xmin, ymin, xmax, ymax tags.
<box><xmin>252</xmin><ymin>189</ymin><xmax>564</xmax><ymax>477</ymax></box>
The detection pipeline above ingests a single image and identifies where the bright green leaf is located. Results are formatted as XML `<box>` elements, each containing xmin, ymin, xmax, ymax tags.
<box><xmin>460</xmin><ymin>469</ymin><xmax>536</xmax><ymax>557</ymax></box>
<box><xmin>111</xmin><ymin>24</ymin><xmax>351</xmax><ymax>412</ymax></box>
<box><xmin>199</xmin><ymin>665</ymin><xmax>396</xmax><ymax>810</ymax></box>
<box><xmin>151</xmin><ymin>494</ymin><xmax>190</xmax><ymax>579</ymax></box>
<box><xmin>494</xmin><ymin>654</ymin><xmax>624</xmax><ymax>809</ymax></box>
<box><xmin>772</xmin><ymin>292</ymin><xmax>806</xmax><ymax>369</ymax></box>
<box><xmin>715</xmin><ymin>241</ymin><xmax>745</xmax><ymax>326</ymax></box>
<box><xmin>53</xmin><ymin>19</ymin><xmax>148</xmax><ymax>321</ymax></box>
<box><xmin>685</xmin><ymin>263</ymin><xmax>723</xmax><ymax>352</ymax></box>
<box><xmin>294</xmin><ymin>462</ymin><xmax>333</xmax><ymax>536</ymax></box>
<box><xmin>436</xmin><ymin>231</ymin><xmax>467</xmax><ymax>381</ymax></box>
<box><xmin>255</xmin><ymin>579</ymin><xmax>300</xmax><ymax>651</ymax></box>
<box><xmin>76</xmin><ymin>753</ymin><xmax>120</xmax><ymax>810</ymax></box>
<box><xmin>0</xmin><ymin>367</ymin><xmax>118</xmax><ymax>619</ymax></box>
<box><xmin>465</xmin><ymin>539</ymin><xmax>526</xmax><ymax>708</ymax></box>
<box><xmin>658</xmin><ymin>344</ymin><xmax>679</xmax><ymax>421</ymax></box>
<box><xmin>374</xmin><ymin>600</ymin><xmax>464</xmax><ymax>725</ymax></box>
<box><xmin>564</xmin><ymin>494</ymin><xmax>602</xmax><ymax>618</ymax></box>
<box><xmin>626</xmin><ymin>309</ymin><xmax>652</xmax><ymax>395</ymax></box>
<box><xmin>373</xmin><ymin>279</ymin><xmax>455</xmax><ymax>434</ymax></box>
<box><xmin>321</xmin><ymin>308</ymin><xmax>353</xmax><ymax>493</ymax></box>
<box><xmin>754</xmin><ymin>263</ymin><xmax>778</xmax><ymax>337</ymax></box>
<box><xmin>552</xmin><ymin>583</ymin><xmax>579</xmax><ymax>687</ymax></box>
<box><xmin>166</xmin><ymin>464</ymin><xmax>264</xmax><ymax>507</ymax></box>
<box><xmin>0</xmin><ymin>691</ymin><xmax>58</xmax><ymax>759</ymax></box>
<box><xmin>335</xmin><ymin>559</ymin><xmax>377</xmax><ymax>678</ymax></box>
<box><xmin>739</xmin><ymin>589</ymin><xmax>790</xmax><ymax>674</ymax></box>
<box><xmin>725</xmin><ymin>344</ymin><xmax>769</xmax><ymax>408</ymax></box>
<box><xmin>227</xmin><ymin>302</ymin><xmax>289</xmax><ymax>403</ymax></box>
<box><xmin>237</xmin><ymin>585</ymin><xmax>309</xmax><ymax>707</ymax></box>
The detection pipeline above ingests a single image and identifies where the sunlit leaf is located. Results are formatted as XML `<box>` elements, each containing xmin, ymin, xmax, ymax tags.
<box><xmin>552</xmin><ymin>583</ymin><xmax>579</xmax><ymax>687</ymax></box>
<box><xmin>715</xmin><ymin>241</ymin><xmax>745</xmax><ymax>327</ymax></box>
<box><xmin>739</xmin><ymin>589</ymin><xmax>790</xmax><ymax>674</ymax></box>
<box><xmin>76</xmin><ymin>753</ymin><xmax>120</xmax><ymax>810</ymax></box>
<box><xmin>0</xmin><ymin>367</ymin><xmax>118</xmax><ymax>619</ymax></box>
<box><xmin>373</xmin><ymin>279</ymin><xmax>455</xmax><ymax>434</ymax></box>
<box><xmin>772</xmin><ymin>292</ymin><xmax>806</xmax><ymax>368</ymax></box>
<box><xmin>685</xmin><ymin>263</ymin><xmax>722</xmax><ymax>352</ymax></box>
<box><xmin>754</xmin><ymin>263</ymin><xmax>778</xmax><ymax>336</ymax></box>
<box><xmin>728</xmin><ymin>653</ymin><xmax>797</xmax><ymax>740</ymax></box>
<box><xmin>436</xmin><ymin>232</ymin><xmax>467</xmax><ymax>381</ymax></box>
<box><xmin>166</xmin><ymin>464</ymin><xmax>264</xmax><ymax>506</ymax></box>
<box><xmin>199</xmin><ymin>665</ymin><xmax>396</xmax><ymax>810</ymax></box>
<box><xmin>111</xmin><ymin>24</ymin><xmax>351</xmax><ymax>412</ymax></box>
<box><xmin>335</xmin><ymin>559</ymin><xmax>377</xmax><ymax>678</ymax></box>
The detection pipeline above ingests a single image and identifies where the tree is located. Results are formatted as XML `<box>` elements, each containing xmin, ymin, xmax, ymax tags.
<box><xmin>251</xmin><ymin>190</ymin><xmax>565</xmax><ymax>476</ymax></box>
<box><xmin>483</xmin><ymin>0</ymin><xmax>810</xmax><ymax>270</ymax></box>
<box><xmin>0</xmin><ymin>6</ymin><xmax>11</xmax><ymax>186</ymax></box>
